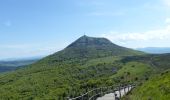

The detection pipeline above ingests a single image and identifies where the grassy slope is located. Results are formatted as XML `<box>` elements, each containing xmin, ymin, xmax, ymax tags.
<box><xmin>0</xmin><ymin>36</ymin><xmax>146</xmax><ymax>99</ymax></box>
<box><xmin>0</xmin><ymin>36</ymin><xmax>155</xmax><ymax>99</ymax></box>
<box><xmin>0</xmin><ymin>53</ymin><xmax>169</xmax><ymax>99</ymax></box>
<box><xmin>0</xmin><ymin>56</ymin><xmax>151</xmax><ymax>99</ymax></box>
<box><xmin>121</xmin><ymin>54</ymin><xmax>170</xmax><ymax>100</ymax></box>
<box><xmin>0</xmin><ymin>56</ymin><xmax>123</xmax><ymax>99</ymax></box>
<box><xmin>128</xmin><ymin>70</ymin><xmax>170</xmax><ymax>100</ymax></box>
<box><xmin>121</xmin><ymin>54</ymin><xmax>170</xmax><ymax>72</ymax></box>
<box><xmin>110</xmin><ymin>62</ymin><xmax>153</xmax><ymax>83</ymax></box>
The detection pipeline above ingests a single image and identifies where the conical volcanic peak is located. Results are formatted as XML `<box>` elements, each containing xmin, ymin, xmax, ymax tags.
<box><xmin>67</xmin><ymin>35</ymin><xmax>114</xmax><ymax>48</ymax></box>
<box><xmin>49</xmin><ymin>35</ymin><xmax>144</xmax><ymax>61</ymax></box>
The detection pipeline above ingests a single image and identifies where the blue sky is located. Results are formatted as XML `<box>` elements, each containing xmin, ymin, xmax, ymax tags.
<box><xmin>0</xmin><ymin>0</ymin><xmax>170</xmax><ymax>59</ymax></box>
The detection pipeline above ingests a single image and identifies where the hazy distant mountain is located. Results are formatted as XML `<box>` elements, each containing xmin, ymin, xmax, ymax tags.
<box><xmin>0</xmin><ymin>58</ymin><xmax>40</xmax><ymax>72</ymax></box>
<box><xmin>0</xmin><ymin>56</ymin><xmax>44</xmax><ymax>61</ymax></box>
<box><xmin>137</xmin><ymin>47</ymin><xmax>170</xmax><ymax>54</ymax></box>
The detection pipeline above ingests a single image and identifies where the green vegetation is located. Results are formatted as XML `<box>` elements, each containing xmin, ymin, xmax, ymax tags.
<box><xmin>110</xmin><ymin>62</ymin><xmax>153</xmax><ymax>84</ymax></box>
<box><xmin>121</xmin><ymin>53</ymin><xmax>170</xmax><ymax>71</ymax></box>
<box><xmin>49</xmin><ymin>35</ymin><xmax>144</xmax><ymax>61</ymax></box>
<box><xmin>127</xmin><ymin>70</ymin><xmax>170</xmax><ymax>100</ymax></box>
<box><xmin>122</xmin><ymin>54</ymin><xmax>170</xmax><ymax>100</ymax></box>
<box><xmin>0</xmin><ymin>56</ymin><xmax>123</xmax><ymax>99</ymax></box>
<box><xmin>0</xmin><ymin>36</ymin><xmax>169</xmax><ymax>99</ymax></box>
<box><xmin>0</xmin><ymin>36</ymin><xmax>143</xmax><ymax>99</ymax></box>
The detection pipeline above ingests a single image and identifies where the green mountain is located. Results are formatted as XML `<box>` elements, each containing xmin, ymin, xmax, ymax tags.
<box><xmin>0</xmin><ymin>36</ymin><xmax>144</xmax><ymax>99</ymax></box>
<box><xmin>0</xmin><ymin>36</ymin><xmax>169</xmax><ymax>100</ymax></box>
<box><xmin>48</xmin><ymin>35</ymin><xmax>143</xmax><ymax>61</ymax></box>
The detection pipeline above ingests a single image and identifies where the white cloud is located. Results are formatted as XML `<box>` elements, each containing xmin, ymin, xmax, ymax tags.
<box><xmin>101</xmin><ymin>24</ymin><xmax>170</xmax><ymax>48</ymax></box>
<box><xmin>102</xmin><ymin>25</ymin><xmax>170</xmax><ymax>41</ymax></box>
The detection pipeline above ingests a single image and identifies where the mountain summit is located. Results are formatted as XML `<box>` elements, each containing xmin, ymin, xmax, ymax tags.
<box><xmin>49</xmin><ymin>35</ymin><xmax>143</xmax><ymax>62</ymax></box>
<box><xmin>67</xmin><ymin>35</ymin><xmax>113</xmax><ymax>48</ymax></box>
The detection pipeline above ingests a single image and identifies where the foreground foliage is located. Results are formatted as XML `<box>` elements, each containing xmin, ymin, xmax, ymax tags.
<box><xmin>128</xmin><ymin>70</ymin><xmax>170</xmax><ymax>100</ymax></box>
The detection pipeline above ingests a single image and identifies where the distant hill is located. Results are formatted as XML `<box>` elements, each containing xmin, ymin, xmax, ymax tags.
<box><xmin>0</xmin><ymin>59</ymin><xmax>40</xmax><ymax>72</ymax></box>
<box><xmin>137</xmin><ymin>47</ymin><xmax>170</xmax><ymax>54</ymax></box>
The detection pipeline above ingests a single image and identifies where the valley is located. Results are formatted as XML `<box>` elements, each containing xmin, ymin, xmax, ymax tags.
<box><xmin>0</xmin><ymin>59</ymin><xmax>40</xmax><ymax>73</ymax></box>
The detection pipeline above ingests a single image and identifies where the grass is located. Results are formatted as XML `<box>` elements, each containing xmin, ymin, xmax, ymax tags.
<box><xmin>0</xmin><ymin>56</ymin><xmax>123</xmax><ymax>99</ymax></box>
<box><xmin>128</xmin><ymin>70</ymin><xmax>170</xmax><ymax>100</ymax></box>
<box><xmin>110</xmin><ymin>61</ymin><xmax>153</xmax><ymax>84</ymax></box>
<box><xmin>0</xmin><ymin>53</ymin><xmax>170</xmax><ymax>99</ymax></box>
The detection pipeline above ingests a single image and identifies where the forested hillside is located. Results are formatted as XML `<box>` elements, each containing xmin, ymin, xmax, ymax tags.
<box><xmin>0</xmin><ymin>36</ymin><xmax>169</xmax><ymax>100</ymax></box>
<box><xmin>0</xmin><ymin>36</ymin><xmax>143</xmax><ymax>99</ymax></box>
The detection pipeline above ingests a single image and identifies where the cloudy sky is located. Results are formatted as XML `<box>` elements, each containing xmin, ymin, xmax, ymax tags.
<box><xmin>0</xmin><ymin>0</ymin><xmax>170</xmax><ymax>59</ymax></box>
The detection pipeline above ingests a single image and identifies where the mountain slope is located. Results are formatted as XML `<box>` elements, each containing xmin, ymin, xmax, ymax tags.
<box><xmin>120</xmin><ymin>53</ymin><xmax>170</xmax><ymax>100</ymax></box>
<box><xmin>128</xmin><ymin>70</ymin><xmax>170</xmax><ymax>100</ymax></box>
<box><xmin>121</xmin><ymin>53</ymin><xmax>170</xmax><ymax>72</ymax></box>
<box><xmin>0</xmin><ymin>36</ymin><xmax>144</xmax><ymax>99</ymax></box>
<box><xmin>48</xmin><ymin>35</ymin><xmax>143</xmax><ymax>62</ymax></box>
